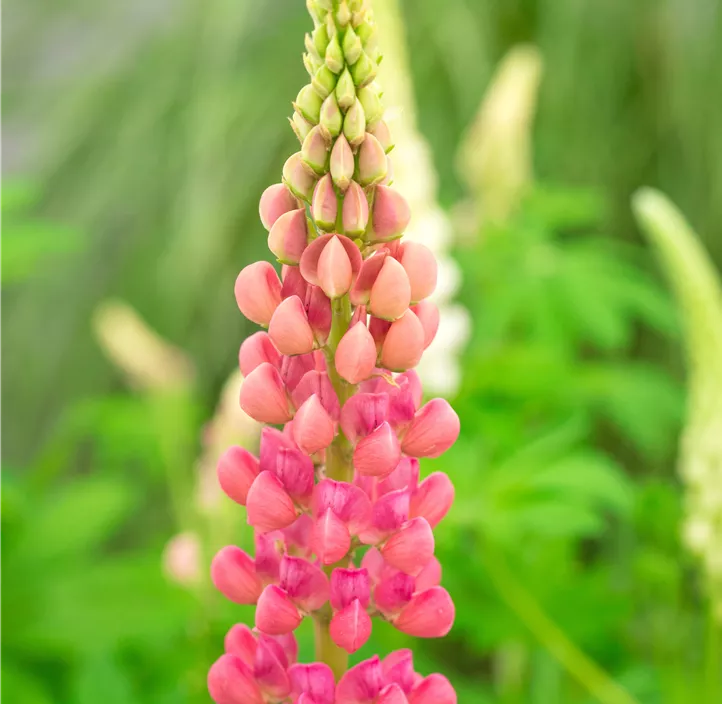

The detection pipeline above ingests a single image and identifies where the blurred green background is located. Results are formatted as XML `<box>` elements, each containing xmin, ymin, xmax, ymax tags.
<box><xmin>3</xmin><ymin>0</ymin><xmax>722</xmax><ymax>702</ymax></box>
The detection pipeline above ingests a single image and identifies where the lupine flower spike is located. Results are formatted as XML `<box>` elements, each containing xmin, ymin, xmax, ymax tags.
<box><xmin>210</xmin><ymin>2</ymin><xmax>459</xmax><ymax>701</ymax></box>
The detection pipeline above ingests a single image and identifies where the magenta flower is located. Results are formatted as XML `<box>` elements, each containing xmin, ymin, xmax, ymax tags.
<box><xmin>209</xmin><ymin>2</ymin><xmax>459</xmax><ymax>701</ymax></box>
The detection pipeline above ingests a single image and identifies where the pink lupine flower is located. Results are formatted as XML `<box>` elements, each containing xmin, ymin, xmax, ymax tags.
<box><xmin>210</xmin><ymin>4</ymin><xmax>460</xmax><ymax>700</ymax></box>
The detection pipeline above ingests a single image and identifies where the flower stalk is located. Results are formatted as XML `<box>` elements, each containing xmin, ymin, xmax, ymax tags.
<box><xmin>208</xmin><ymin>2</ymin><xmax>460</xmax><ymax>701</ymax></box>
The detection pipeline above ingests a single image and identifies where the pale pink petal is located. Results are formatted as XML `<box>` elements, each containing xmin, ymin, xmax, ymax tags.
<box><xmin>238</xmin><ymin>332</ymin><xmax>281</xmax><ymax>376</ymax></box>
<box><xmin>268</xmin><ymin>296</ymin><xmax>316</xmax><ymax>356</ymax></box>
<box><xmin>235</xmin><ymin>261</ymin><xmax>282</xmax><ymax>327</ymax></box>
<box><xmin>239</xmin><ymin>362</ymin><xmax>292</xmax><ymax>424</ymax></box>
<box><xmin>335</xmin><ymin>323</ymin><xmax>378</xmax><ymax>384</ymax></box>
<box><xmin>382</xmin><ymin>649</ymin><xmax>415</xmax><ymax>694</ymax></box>
<box><xmin>293</xmin><ymin>394</ymin><xmax>335</xmax><ymax>455</ymax></box>
<box><xmin>401</xmin><ymin>399</ymin><xmax>460</xmax><ymax>458</ymax></box>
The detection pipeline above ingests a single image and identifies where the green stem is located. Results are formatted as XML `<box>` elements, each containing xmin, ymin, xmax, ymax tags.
<box><xmin>315</xmin><ymin>615</ymin><xmax>349</xmax><ymax>680</ymax></box>
<box><xmin>482</xmin><ymin>539</ymin><xmax>641</xmax><ymax>704</ymax></box>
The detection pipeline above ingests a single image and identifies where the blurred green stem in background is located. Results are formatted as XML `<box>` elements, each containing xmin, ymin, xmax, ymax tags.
<box><xmin>482</xmin><ymin>540</ymin><xmax>640</xmax><ymax>704</ymax></box>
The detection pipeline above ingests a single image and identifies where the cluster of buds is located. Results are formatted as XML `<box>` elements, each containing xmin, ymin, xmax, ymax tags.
<box><xmin>209</xmin><ymin>1</ymin><xmax>459</xmax><ymax>701</ymax></box>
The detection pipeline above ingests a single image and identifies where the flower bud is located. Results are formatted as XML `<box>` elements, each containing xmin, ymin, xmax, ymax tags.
<box><xmin>312</xmin><ymin>64</ymin><xmax>338</xmax><ymax>100</ymax></box>
<box><xmin>259</xmin><ymin>183</ymin><xmax>298</xmax><ymax>231</ymax></box>
<box><xmin>217</xmin><ymin>446</ymin><xmax>260</xmax><ymax>506</ymax></box>
<box><xmin>256</xmin><ymin>585</ymin><xmax>303</xmax><ymax>635</ymax></box>
<box><xmin>238</xmin><ymin>331</ymin><xmax>280</xmax><ymax>376</ymax></box>
<box><xmin>409</xmin><ymin>675</ymin><xmax>457</xmax><ymax>704</ymax></box>
<box><xmin>312</xmin><ymin>23</ymin><xmax>330</xmax><ymax>56</ymax></box>
<box><xmin>336</xmin><ymin>1</ymin><xmax>352</xmax><ymax>26</ymax></box>
<box><xmin>369</xmin><ymin>256</ymin><xmax>411</xmax><ymax>320</ymax></box>
<box><xmin>357</xmin><ymin>85</ymin><xmax>383</xmax><ymax>125</ymax></box>
<box><xmin>283</xmin><ymin>152</ymin><xmax>318</xmax><ymax>202</ymax></box>
<box><xmin>351</xmin><ymin>51</ymin><xmax>377</xmax><ymax>87</ymax></box>
<box><xmin>300</xmin><ymin>234</ymin><xmax>362</xmax><ymax>299</ymax></box>
<box><xmin>354</xmin><ymin>421</ymin><xmax>401</xmax><ymax>477</ymax></box>
<box><xmin>246</xmin><ymin>471</ymin><xmax>298</xmax><ymax>533</ymax></box>
<box><xmin>240</xmin><ymin>362</ymin><xmax>293</xmax><ymax>424</ymax></box>
<box><xmin>235</xmin><ymin>261</ymin><xmax>282</xmax><ymax>327</ymax></box>
<box><xmin>320</xmin><ymin>92</ymin><xmax>343</xmax><ymax>139</ymax></box>
<box><xmin>382</xmin><ymin>517</ymin><xmax>434</xmax><ymax>576</ymax></box>
<box><xmin>290</xmin><ymin>112</ymin><xmax>314</xmax><ymax>143</ymax></box>
<box><xmin>304</xmin><ymin>52</ymin><xmax>321</xmax><ymax>79</ymax></box>
<box><xmin>280</xmin><ymin>555</ymin><xmax>330</xmax><ymax>611</ymax></box>
<box><xmin>302</xmin><ymin>125</ymin><xmax>330</xmax><ymax>175</ymax></box>
<box><xmin>223</xmin><ymin>624</ymin><xmax>256</xmax><ymax>664</ymax></box>
<box><xmin>305</xmin><ymin>32</ymin><xmax>321</xmax><ymax>61</ymax></box>
<box><xmin>399</xmin><ymin>241</ymin><xmax>437</xmax><ymax>302</ymax></box>
<box><xmin>325</xmin><ymin>33</ymin><xmax>344</xmax><ymax>74</ymax></box>
<box><xmin>343</xmin><ymin>98</ymin><xmax>367</xmax><ymax>148</ymax></box>
<box><xmin>401</xmin><ymin>399</ymin><xmax>460</xmax><ymax>458</ymax></box>
<box><xmin>342</xmin><ymin>180</ymin><xmax>369</xmax><ymax>235</ymax></box>
<box><xmin>208</xmin><ymin>654</ymin><xmax>263</xmax><ymax>704</ymax></box>
<box><xmin>342</xmin><ymin>25</ymin><xmax>363</xmax><ymax>65</ymax></box>
<box><xmin>293</xmin><ymin>394</ymin><xmax>335</xmax><ymax>455</ymax></box>
<box><xmin>335</xmin><ymin>322</ymin><xmax>377</xmax><ymax>384</ymax></box>
<box><xmin>295</xmin><ymin>84</ymin><xmax>323</xmax><ymax>124</ymax></box>
<box><xmin>330</xmin><ymin>134</ymin><xmax>355</xmax><ymax>191</ymax></box>
<box><xmin>411</xmin><ymin>300</ymin><xmax>439</xmax><ymax>349</ymax></box>
<box><xmin>330</xmin><ymin>599</ymin><xmax>372</xmax><ymax>653</ymax></box>
<box><xmin>268</xmin><ymin>296</ymin><xmax>315</xmax><ymax>356</ymax></box>
<box><xmin>335</xmin><ymin>66</ymin><xmax>356</xmax><ymax>111</ymax></box>
<box><xmin>268</xmin><ymin>208</ymin><xmax>309</xmax><ymax>265</ymax></box>
<box><xmin>356</xmin><ymin>18</ymin><xmax>377</xmax><ymax>48</ymax></box>
<box><xmin>393</xmin><ymin>586</ymin><xmax>455</xmax><ymax>638</ymax></box>
<box><xmin>370</xmin><ymin>186</ymin><xmax>411</xmax><ymax>241</ymax></box>
<box><xmin>357</xmin><ymin>133</ymin><xmax>388</xmax><ymax>187</ymax></box>
<box><xmin>368</xmin><ymin>118</ymin><xmax>394</xmax><ymax>152</ymax></box>
<box><xmin>211</xmin><ymin>546</ymin><xmax>262</xmax><ymax>604</ymax></box>
<box><xmin>311</xmin><ymin>173</ymin><xmax>338</xmax><ymax>231</ymax></box>
<box><xmin>380</xmin><ymin>309</ymin><xmax>424</xmax><ymax>371</ymax></box>
<box><xmin>289</xmin><ymin>663</ymin><xmax>336</xmax><ymax>704</ymax></box>
<box><xmin>410</xmin><ymin>472</ymin><xmax>454</xmax><ymax>527</ymax></box>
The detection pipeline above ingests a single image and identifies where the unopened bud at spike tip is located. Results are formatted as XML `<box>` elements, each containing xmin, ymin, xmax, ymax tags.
<box><xmin>342</xmin><ymin>25</ymin><xmax>363</xmax><ymax>65</ymax></box>
<box><xmin>342</xmin><ymin>180</ymin><xmax>369</xmax><ymax>235</ymax></box>
<box><xmin>302</xmin><ymin>125</ymin><xmax>330</xmax><ymax>176</ymax></box>
<box><xmin>343</xmin><ymin>98</ymin><xmax>367</xmax><ymax>148</ymax></box>
<box><xmin>320</xmin><ymin>93</ymin><xmax>343</xmax><ymax>139</ymax></box>
<box><xmin>311</xmin><ymin>174</ymin><xmax>338</xmax><ymax>232</ymax></box>
<box><xmin>358</xmin><ymin>132</ymin><xmax>388</xmax><ymax>186</ymax></box>
<box><xmin>295</xmin><ymin>84</ymin><xmax>323</xmax><ymax>124</ymax></box>
<box><xmin>351</xmin><ymin>51</ymin><xmax>377</xmax><ymax>87</ymax></box>
<box><xmin>312</xmin><ymin>24</ymin><xmax>330</xmax><ymax>57</ymax></box>
<box><xmin>312</xmin><ymin>64</ymin><xmax>338</xmax><ymax>100</ymax></box>
<box><xmin>336</xmin><ymin>67</ymin><xmax>356</xmax><ymax>111</ymax></box>
<box><xmin>330</xmin><ymin>134</ymin><xmax>355</xmax><ymax>191</ymax></box>
<box><xmin>336</xmin><ymin>0</ymin><xmax>352</xmax><ymax>26</ymax></box>
<box><xmin>267</xmin><ymin>208</ymin><xmax>309</xmax><ymax>265</ymax></box>
<box><xmin>283</xmin><ymin>152</ymin><xmax>318</xmax><ymax>202</ymax></box>
<box><xmin>357</xmin><ymin>85</ymin><xmax>383</xmax><ymax>125</ymax></box>
<box><xmin>325</xmin><ymin>33</ymin><xmax>344</xmax><ymax>74</ymax></box>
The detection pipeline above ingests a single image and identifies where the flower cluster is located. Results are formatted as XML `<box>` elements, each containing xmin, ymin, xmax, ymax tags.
<box><xmin>210</xmin><ymin>627</ymin><xmax>455</xmax><ymax>704</ymax></box>
<box><xmin>208</xmin><ymin>1</ymin><xmax>459</xmax><ymax>701</ymax></box>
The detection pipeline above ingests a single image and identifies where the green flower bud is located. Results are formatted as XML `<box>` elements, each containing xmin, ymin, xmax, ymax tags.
<box><xmin>325</xmin><ymin>34</ymin><xmax>344</xmax><ymax>74</ymax></box>
<box><xmin>289</xmin><ymin>112</ymin><xmax>314</xmax><ymax>143</ymax></box>
<box><xmin>302</xmin><ymin>125</ymin><xmax>330</xmax><ymax>175</ymax></box>
<box><xmin>335</xmin><ymin>67</ymin><xmax>356</xmax><ymax>111</ymax></box>
<box><xmin>351</xmin><ymin>11</ymin><xmax>367</xmax><ymax>29</ymax></box>
<box><xmin>325</xmin><ymin>11</ymin><xmax>337</xmax><ymax>38</ymax></box>
<box><xmin>342</xmin><ymin>26</ymin><xmax>363</xmax><ymax>65</ymax></box>
<box><xmin>319</xmin><ymin>93</ymin><xmax>343</xmax><ymax>139</ymax></box>
<box><xmin>330</xmin><ymin>134</ymin><xmax>355</xmax><ymax>191</ymax></box>
<box><xmin>316</xmin><ymin>0</ymin><xmax>332</xmax><ymax>10</ymax></box>
<box><xmin>348</xmin><ymin>0</ymin><xmax>364</xmax><ymax>11</ymax></box>
<box><xmin>304</xmin><ymin>53</ymin><xmax>322</xmax><ymax>78</ymax></box>
<box><xmin>356</xmin><ymin>21</ymin><xmax>376</xmax><ymax>48</ymax></box>
<box><xmin>305</xmin><ymin>33</ymin><xmax>321</xmax><ymax>61</ymax></box>
<box><xmin>306</xmin><ymin>0</ymin><xmax>325</xmax><ymax>24</ymax></box>
<box><xmin>295</xmin><ymin>84</ymin><xmax>323</xmax><ymax>124</ymax></box>
<box><xmin>367</xmin><ymin>119</ymin><xmax>394</xmax><ymax>153</ymax></box>
<box><xmin>343</xmin><ymin>98</ymin><xmax>366</xmax><ymax>148</ymax></box>
<box><xmin>357</xmin><ymin>132</ymin><xmax>387</xmax><ymax>186</ymax></box>
<box><xmin>357</xmin><ymin>85</ymin><xmax>383</xmax><ymax>125</ymax></box>
<box><xmin>283</xmin><ymin>152</ymin><xmax>318</xmax><ymax>202</ymax></box>
<box><xmin>351</xmin><ymin>51</ymin><xmax>377</xmax><ymax>87</ymax></box>
<box><xmin>336</xmin><ymin>1</ymin><xmax>352</xmax><ymax>27</ymax></box>
<box><xmin>312</xmin><ymin>65</ymin><xmax>338</xmax><ymax>99</ymax></box>
<box><xmin>313</xmin><ymin>24</ymin><xmax>330</xmax><ymax>57</ymax></box>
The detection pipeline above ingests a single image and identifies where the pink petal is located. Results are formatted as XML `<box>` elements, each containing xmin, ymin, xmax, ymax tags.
<box><xmin>208</xmin><ymin>654</ymin><xmax>263</xmax><ymax>704</ymax></box>
<box><xmin>274</xmin><ymin>446</ymin><xmax>315</xmax><ymax>504</ymax></box>
<box><xmin>330</xmin><ymin>567</ymin><xmax>371</xmax><ymax>609</ymax></box>
<box><xmin>259</xmin><ymin>182</ymin><xmax>298</xmax><ymax>231</ymax></box>
<box><xmin>239</xmin><ymin>362</ymin><xmax>292</xmax><ymax>424</ymax></box>
<box><xmin>369</xmin><ymin>257</ymin><xmax>411</xmax><ymax>321</ymax></box>
<box><xmin>350</xmin><ymin>252</ymin><xmax>388</xmax><ymax>306</ymax></box>
<box><xmin>360</xmin><ymin>547</ymin><xmax>386</xmax><ymax>585</ymax></box>
<box><xmin>267</xmin><ymin>208</ymin><xmax>309</xmax><ymax>265</ymax></box>
<box><xmin>306</xmin><ymin>285</ymin><xmax>332</xmax><ymax>344</ymax></box>
<box><xmin>280</xmin><ymin>555</ymin><xmax>330</xmax><ymax>612</ymax></box>
<box><xmin>408</xmin><ymin>674</ymin><xmax>457</xmax><ymax>704</ymax></box>
<box><xmin>382</xmin><ymin>649</ymin><xmax>415</xmax><ymax>694</ymax></box>
<box><xmin>223</xmin><ymin>624</ymin><xmax>257</xmax><ymax>666</ymax></box>
<box><xmin>415</xmin><ymin>556</ymin><xmax>442</xmax><ymax>592</ymax></box>
<box><xmin>353</xmin><ymin>421</ymin><xmax>401</xmax><ymax>477</ymax></box>
<box><xmin>371</xmin><ymin>489</ymin><xmax>410</xmax><ymax>536</ymax></box>
<box><xmin>238</xmin><ymin>331</ymin><xmax>281</xmax><ymax>377</ymax></box>
<box><xmin>289</xmin><ymin>663</ymin><xmax>336</xmax><ymax>704</ymax></box>
<box><xmin>313</xmin><ymin>479</ymin><xmax>372</xmax><ymax>535</ymax></box>
<box><xmin>254</xmin><ymin>533</ymin><xmax>282</xmax><ymax>583</ymax></box>
<box><xmin>268</xmin><ymin>295</ymin><xmax>316</xmax><ymax>356</ymax></box>
<box><xmin>259</xmin><ymin>426</ymin><xmax>300</xmax><ymax>473</ymax></box>
<box><xmin>281</xmin><ymin>352</ymin><xmax>319</xmax><ymax>391</ymax></box>
<box><xmin>282</xmin><ymin>514</ymin><xmax>314</xmax><ymax>555</ymax></box>
<box><xmin>370</xmin><ymin>186</ymin><xmax>411</xmax><ymax>242</ymax></box>
<box><xmin>336</xmin><ymin>656</ymin><xmax>384</xmax><ymax>704</ymax></box>
<box><xmin>292</xmin><ymin>369</ymin><xmax>341</xmax><ymax>420</ymax></box>
<box><xmin>253</xmin><ymin>636</ymin><xmax>291</xmax><ymax>699</ymax></box>
<box><xmin>282</xmin><ymin>264</ymin><xmax>309</xmax><ymax>301</ymax></box>
<box><xmin>401</xmin><ymin>399</ymin><xmax>460</xmax><ymax>458</ymax></box>
<box><xmin>377</xmin><ymin>457</ymin><xmax>419</xmax><ymax>497</ymax></box>
<box><xmin>340</xmin><ymin>393</ymin><xmax>390</xmax><ymax>444</ymax></box>
<box><xmin>312</xmin><ymin>508</ymin><xmax>351</xmax><ymax>565</ymax></box>
<box><xmin>330</xmin><ymin>600</ymin><xmax>373</xmax><ymax>653</ymax></box>
<box><xmin>410</xmin><ymin>300</ymin><xmax>439</xmax><ymax>349</ymax></box>
<box><xmin>335</xmin><ymin>322</ymin><xmax>378</xmax><ymax>384</ymax></box>
<box><xmin>393</xmin><ymin>587</ymin><xmax>455</xmax><ymax>638</ymax></box>
<box><xmin>234</xmin><ymin>261</ymin><xmax>282</xmax><ymax>327</ymax></box>
<box><xmin>300</xmin><ymin>234</ymin><xmax>362</xmax><ymax>293</ymax></box>
<box><xmin>211</xmin><ymin>546</ymin><xmax>261</xmax><ymax>605</ymax></box>
<box><xmin>376</xmin><ymin>683</ymin><xmax>410</xmax><ymax>704</ymax></box>
<box><xmin>217</xmin><ymin>446</ymin><xmax>260</xmax><ymax>506</ymax></box>
<box><xmin>398</xmin><ymin>241</ymin><xmax>437</xmax><ymax>303</ymax></box>
<box><xmin>293</xmin><ymin>394</ymin><xmax>336</xmax><ymax>455</ymax></box>
<box><xmin>246</xmin><ymin>471</ymin><xmax>298</xmax><ymax>533</ymax></box>
<box><xmin>317</xmin><ymin>234</ymin><xmax>355</xmax><ymax>299</ymax></box>
<box><xmin>268</xmin><ymin>632</ymin><xmax>298</xmax><ymax>666</ymax></box>
<box><xmin>255</xmin><ymin>584</ymin><xmax>303</xmax><ymax>635</ymax></box>
<box><xmin>381</xmin><ymin>518</ymin><xmax>434</xmax><ymax>577</ymax></box>
<box><xmin>410</xmin><ymin>472</ymin><xmax>454</xmax><ymax>527</ymax></box>
<box><xmin>374</xmin><ymin>570</ymin><xmax>415</xmax><ymax>617</ymax></box>
<box><xmin>380</xmin><ymin>310</ymin><xmax>425</xmax><ymax>372</ymax></box>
